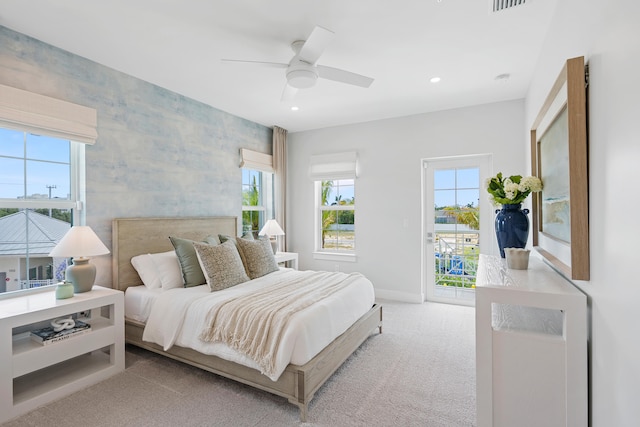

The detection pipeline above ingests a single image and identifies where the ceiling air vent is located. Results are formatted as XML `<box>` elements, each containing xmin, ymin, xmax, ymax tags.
<box><xmin>492</xmin><ymin>0</ymin><xmax>527</xmax><ymax>13</ymax></box>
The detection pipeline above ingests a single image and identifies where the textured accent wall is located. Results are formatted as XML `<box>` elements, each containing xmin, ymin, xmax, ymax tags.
<box><xmin>0</xmin><ymin>26</ymin><xmax>272</xmax><ymax>285</ymax></box>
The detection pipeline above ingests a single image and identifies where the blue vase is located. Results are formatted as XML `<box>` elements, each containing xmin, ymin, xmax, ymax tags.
<box><xmin>495</xmin><ymin>204</ymin><xmax>530</xmax><ymax>258</ymax></box>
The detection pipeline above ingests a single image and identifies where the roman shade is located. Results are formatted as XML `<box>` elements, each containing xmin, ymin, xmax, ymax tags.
<box><xmin>239</xmin><ymin>148</ymin><xmax>274</xmax><ymax>173</ymax></box>
<box><xmin>0</xmin><ymin>84</ymin><xmax>98</xmax><ymax>144</ymax></box>
<box><xmin>309</xmin><ymin>151</ymin><xmax>358</xmax><ymax>180</ymax></box>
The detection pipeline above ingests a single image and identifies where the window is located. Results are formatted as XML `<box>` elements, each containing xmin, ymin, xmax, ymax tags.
<box><xmin>241</xmin><ymin>168</ymin><xmax>274</xmax><ymax>235</ymax></box>
<box><xmin>240</xmin><ymin>148</ymin><xmax>275</xmax><ymax>236</ymax></box>
<box><xmin>316</xmin><ymin>179</ymin><xmax>355</xmax><ymax>252</ymax></box>
<box><xmin>309</xmin><ymin>151</ymin><xmax>358</xmax><ymax>257</ymax></box>
<box><xmin>0</xmin><ymin>85</ymin><xmax>94</xmax><ymax>296</ymax></box>
<box><xmin>0</xmin><ymin>128</ymin><xmax>83</xmax><ymax>294</ymax></box>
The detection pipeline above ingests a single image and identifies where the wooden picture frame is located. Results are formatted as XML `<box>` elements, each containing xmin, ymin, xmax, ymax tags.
<box><xmin>530</xmin><ymin>56</ymin><xmax>589</xmax><ymax>280</ymax></box>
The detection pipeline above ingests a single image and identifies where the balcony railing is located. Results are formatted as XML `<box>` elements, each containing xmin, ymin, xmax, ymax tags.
<box><xmin>20</xmin><ymin>279</ymin><xmax>57</xmax><ymax>289</ymax></box>
<box><xmin>435</xmin><ymin>231</ymin><xmax>479</xmax><ymax>298</ymax></box>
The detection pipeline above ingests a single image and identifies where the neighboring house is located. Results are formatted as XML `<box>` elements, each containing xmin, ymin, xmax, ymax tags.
<box><xmin>0</xmin><ymin>211</ymin><xmax>70</xmax><ymax>292</ymax></box>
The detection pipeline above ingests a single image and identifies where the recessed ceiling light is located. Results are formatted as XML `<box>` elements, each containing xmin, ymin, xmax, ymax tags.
<box><xmin>430</xmin><ymin>77</ymin><xmax>441</xmax><ymax>83</ymax></box>
<box><xmin>291</xmin><ymin>106</ymin><xmax>299</xmax><ymax>111</ymax></box>
<box><xmin>494</xmin><ymin>73</ymin><xmax>510</xmax><ymax>82</ymax></box>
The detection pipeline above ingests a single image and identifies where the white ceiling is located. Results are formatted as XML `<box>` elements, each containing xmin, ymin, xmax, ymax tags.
<box><xmin>0</xmin><ymin>0</ymin><xmax>558</xmax><ymax>133</ymax></box>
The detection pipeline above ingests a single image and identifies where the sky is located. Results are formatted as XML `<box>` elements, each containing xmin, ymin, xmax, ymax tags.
<box><xmin>434</xmin><ymin>167</ymin><xmax>480</xmax><ymax>208</ymax></box>
<box><xmin>0</xmin><ymin>128</ymin><xmax>71</xmax><ymax>200</ymax></box>
<box><xmin>323</xmin><ymin>179</ymin><xmax>354</xmax><ymax>205</ymax></box>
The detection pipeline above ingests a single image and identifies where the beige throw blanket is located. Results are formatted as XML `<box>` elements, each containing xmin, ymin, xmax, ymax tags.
<box><xmin>199</xmin><ymin>271</ymin><xmax>364</xmax><ymax>378</ymax></box>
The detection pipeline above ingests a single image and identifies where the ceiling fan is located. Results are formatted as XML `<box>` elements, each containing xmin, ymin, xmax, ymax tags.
<box><xmin>221</xmin><ymin>26</ymin><xmax>374</xmax><ymax>101</ymax></box>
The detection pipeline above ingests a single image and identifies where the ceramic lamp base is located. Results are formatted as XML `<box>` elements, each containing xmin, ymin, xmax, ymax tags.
<box><xmin>66</xmin><ymin>258</ymin><xmax>96</xmax><ymax>293</ymax></box>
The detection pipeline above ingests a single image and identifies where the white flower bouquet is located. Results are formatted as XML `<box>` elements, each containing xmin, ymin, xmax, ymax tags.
<box><xmin>486</xmin><ymin>172</ymin><xmax>543</xmax><ymax>206</ymax></box>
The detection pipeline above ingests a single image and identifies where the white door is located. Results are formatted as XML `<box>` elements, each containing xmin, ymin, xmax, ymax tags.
<box><xmin>422</xmin><ymin>155</ymin><xmax>492</xmax><ymax>306</ymax></box>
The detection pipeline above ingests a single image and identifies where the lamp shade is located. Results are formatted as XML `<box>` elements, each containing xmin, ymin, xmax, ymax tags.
<box><xmin>49</xmin><ymin>226</ymin><xmax>110</xmax><ymax>293</ymax></box>
<box><xmin>49</xmin><ymin>226</ymin><xmax>110</xmax><ymax>258</ymax></box>
<box><xmin>259</xmin><ymin>219</ymin><xmax>285</xmax><ymax>237</ymax></box>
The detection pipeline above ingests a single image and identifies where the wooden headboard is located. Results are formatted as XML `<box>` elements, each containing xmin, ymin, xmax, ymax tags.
<box><xmin>112</xmin><ymin>216</ymin><xmax>237</xmax><ymax>292</ymax></box>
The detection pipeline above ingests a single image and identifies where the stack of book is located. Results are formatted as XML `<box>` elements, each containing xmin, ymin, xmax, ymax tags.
<box><xmin>30</xmin><ymin>320</ymin><xmax>91</xmax><ymax>345</ymax></box>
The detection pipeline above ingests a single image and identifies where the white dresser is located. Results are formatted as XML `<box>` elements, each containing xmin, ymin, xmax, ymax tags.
<box><xmin>475</xmin><ymin>254</ymin><xmax>587</xmax><ymax>427</ymax></box>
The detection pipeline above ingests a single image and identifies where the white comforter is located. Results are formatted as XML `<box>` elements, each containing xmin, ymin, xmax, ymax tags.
<box><xmin>142</xmin><ymin>268</ymin><xmax>375</xmax><ymax>381</ymax></box>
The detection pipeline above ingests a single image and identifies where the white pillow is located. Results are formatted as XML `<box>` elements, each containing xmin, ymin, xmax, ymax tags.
<box><xmin>130</xmin><ymin>254</ymin><xmax>162</xmax><ymax>289</ymax></box>
<box><xmin>149</xmin><ymin>250</ymin><xmax>184</xmax><ymax>290</ymax></box>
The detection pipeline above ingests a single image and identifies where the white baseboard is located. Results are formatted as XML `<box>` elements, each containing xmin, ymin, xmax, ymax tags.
<box><xmin>374</xmin><ymin>288</ymin><xmax>423</xmax><ymax>303</ymax></box>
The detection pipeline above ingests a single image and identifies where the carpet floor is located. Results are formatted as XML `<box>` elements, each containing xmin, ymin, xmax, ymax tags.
<box><xmin>3</xmin><ymin>300</ymin><xmax>476</xmax><ymax>427</ymax></box>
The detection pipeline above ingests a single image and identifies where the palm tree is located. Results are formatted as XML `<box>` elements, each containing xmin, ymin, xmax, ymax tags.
<box><xmin>455</xmin><ymin>206</ymin><xmax>479</xmax><ymax>230</ymax></box>
<box><xmin>242</xmin><ymin>176</ymin><xmax>260</xmax><ymax>232</ymax></box>
<box><xmin>321</xmin><ymin>181</ymin><xmax>334</xmax><ymax>248</ymax></box>
<box><xmin>442</xmin><ymin>205</ymin><xmax>479</xmax><ymax>230</ymax></box>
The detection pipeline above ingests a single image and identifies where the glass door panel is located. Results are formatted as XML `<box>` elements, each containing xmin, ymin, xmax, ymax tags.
<box><xmin>423</xmin><ymin>155</ymin><xmax>491</xmax><ymax>306</ymax></box>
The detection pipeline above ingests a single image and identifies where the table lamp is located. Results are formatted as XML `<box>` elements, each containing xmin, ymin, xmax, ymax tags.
<box><xmin>49</xmin><ymin>226</ymin><xmax>110</xmax><ymax>293</ymax></box>
<box><xmin>259</xmin><ymin>219</ymin><xmax>285</xmax><ymax>254</ymax></box>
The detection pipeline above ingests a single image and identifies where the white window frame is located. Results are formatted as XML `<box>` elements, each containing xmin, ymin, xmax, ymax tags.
<box><xmin>240</xmin><ymin>149</ymin><xmax>275</xmax><ymax>235</ymax></box>
<box><xmin>0</xmin><ymin>85</ymin><xmax>94</xmax><ymax>297</ymax></box>
<box><xmin>313</xmin><ymin>179</ymin><xmax>357</xmax><ymax>262</ymax></box>
<box><xmin>0</xmin><ymin>132</ymin><xmax>85</xmax><ymax>296</ymax></box>
<box><xmin>241</xmin><ymin>169</ymin><xmax>274</xmax><ymax>233</ymax></box>
<box><xmin>308</xmin><ymin>152</ymin><xmax>359</xmax><ymax>262</ymax></box>
<box><xmin>0</xmin><ymin>139</ymin><xmax>84</xmax><ymax>223</ymax></box>
<box><xmin>0</xmin><ymin>85</ymin><xmax>94</xmax><ymax>225</ymax></box>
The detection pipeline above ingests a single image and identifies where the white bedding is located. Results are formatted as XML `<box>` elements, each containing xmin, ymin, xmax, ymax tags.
<box><xmin>141</xmin><ymin>268</ymin><xmax>375</xmax><ymax>381</ymax></box>
<box><xmin>124</xmin><ymin>285</ymin><xmax>162</xmax><ymax>322</ymax></box>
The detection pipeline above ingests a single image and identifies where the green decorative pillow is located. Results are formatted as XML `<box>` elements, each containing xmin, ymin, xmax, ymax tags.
<box><xmin>193</xmin><ymin>240</ymin><xmax>250</xmax><ymax>291</ymax></box>
<box><xmin>218</xmin><ymin>231</ymin><xmax>254</xmax><ymax>243</ymax></box>
<box><xmin>241</xmin><ymin>231</ymin><xmax>255</xmax><ymax>240</ymax></box>
<box><xmin>218</xmin><ymin>234</ymin><xmax>235</xmax><ymax>245</ymax></box>
<box><xmin>235</xmin><ymin>237</ymin><xmax>279</xmax><ymax>280</ymax></box>
<box><xmin>169</xmin><ymin>236</ymin><xmax>212</xmax><ymax>287</ymax></box>
<box><xmin>204</xmin><ymin>235</ymin><xmax>220</xmax><ymax>245</ymax></box>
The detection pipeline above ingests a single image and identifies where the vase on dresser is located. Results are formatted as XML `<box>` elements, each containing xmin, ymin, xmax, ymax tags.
<box><xmin>494</xmin><ymin>203</ymin><xmax>530</xmax><ymax>258</ymax></box>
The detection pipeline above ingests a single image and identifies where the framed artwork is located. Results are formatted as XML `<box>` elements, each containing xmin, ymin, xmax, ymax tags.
<box><xmin>530</xmin><ymin>56</ymin><xmax>589</xmax><ymax>280</ymax></box>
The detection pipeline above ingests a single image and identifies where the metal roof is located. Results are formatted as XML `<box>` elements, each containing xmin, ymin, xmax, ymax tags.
<box><xmin>0</xmin><ymin>211</ymin><xmax>70</xmax><ymax>256</ymax></box>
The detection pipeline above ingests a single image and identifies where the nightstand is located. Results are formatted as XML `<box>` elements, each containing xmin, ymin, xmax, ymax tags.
<box><xmin>0</xmin><ymin>286</ymin><xmax>124</xmax><ymax>423</ymax></box>
<box><xmin>274</xmin><ymin>251</ymin><xmax>299</xmax><ymax>269</ymax></box>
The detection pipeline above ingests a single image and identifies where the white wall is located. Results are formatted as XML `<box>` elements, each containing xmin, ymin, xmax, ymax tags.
<box><xmin>525</xmin><ymin>1</ymin><xmax>640</xmax><ymax>425</ymax></box>
<box><xmin>287</xmin><ymin>100</ymin><xmax>525</xmax><ymax>302</ymax></box>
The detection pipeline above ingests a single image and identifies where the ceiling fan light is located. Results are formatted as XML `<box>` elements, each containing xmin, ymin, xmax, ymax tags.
<box><xmin>287</xmin><ymin>69</ymin><xmax>318</xmax><ymax>89</ymax></box>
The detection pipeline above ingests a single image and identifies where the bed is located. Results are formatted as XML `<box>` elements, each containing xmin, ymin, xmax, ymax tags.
<box><xmin>112</xmin><ymin>216</ymin><xmax>382</xmax><ymax>421</ymax></box>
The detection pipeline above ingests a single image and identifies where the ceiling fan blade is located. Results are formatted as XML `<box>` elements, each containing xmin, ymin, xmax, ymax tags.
<box><xmin>281</xmin><ymin>83</ymin><xmax>298</xmax><ymax>102</ymax></box>
<box><xmin>221</xmin><ymin>59</ymin><xmax>288</xmax><ymax>69</ymax></box>
<box><xmin>317</xmin><ymin>65</ymin><xmax>374</xmax><ymax>88</ymax></box>
<box><xmin>298</xmin><ymin>26</ymin><xmax>334</xmax><ymax>64</ymax></box>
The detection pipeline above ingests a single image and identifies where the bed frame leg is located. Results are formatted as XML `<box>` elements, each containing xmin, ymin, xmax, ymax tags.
<box><xmin>289</xmin><ymin>398</ymin><xmax>308</xmax><ymax>422</ymax></box>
